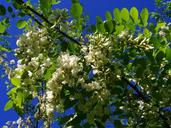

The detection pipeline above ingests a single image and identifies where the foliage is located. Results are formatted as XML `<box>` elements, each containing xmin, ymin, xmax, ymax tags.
<box><xmin>0</xmin><ymin>0</ymin><xmax>171</xmax><ymax>128</ymax></box>
<box><xmin>154</xmin><ymin>0</ymin><xmax>171</xmax><ymax>21</ymax></box>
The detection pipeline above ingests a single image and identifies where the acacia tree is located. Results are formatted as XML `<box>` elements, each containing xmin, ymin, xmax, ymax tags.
<box><xmin>0</xmin><ymin>0</ymin><xmax>171</xmax><ymax>128</ymax></box>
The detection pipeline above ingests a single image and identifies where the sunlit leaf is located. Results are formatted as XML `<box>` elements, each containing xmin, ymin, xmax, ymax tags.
<box><xmin>140</xmin><ymin>8</ymin><xmax>148</xmax><ymax>27</ymax></box>
<box><xmin>11</xmin><ymin>77</ymin><xmax>21</xmax><ymax>87</ymax></box>
<box><xmin>70</xmin><ymin>3</ymin><xmax>83</xmax><ymax>18</ymax></box>
<box><xmin>144</xmin><ymin>28</ymin><xmax>151</xmax><ymax>38</ymax></box>
<box><xmin>121</xmin><ymin>8</ymin><xmax>129</xmax><ymax>21</ymax></box>
<box><xmin>0</xmin><ymin>45</ymin><xmax>9</xmax><ymax>52</ymax></box>
<box><xmin>52</xmin><ymin>0</ymin><xmax>61</xmax><ymax>5</ymax></box>
<box><xmin>155</xmin><ymin>22</ymin><xmax>165</xmax><ymax>31</ymax></box>
<box><xmin>96</xmin><ymin>16</ymin><xmax>105</xmax><ymax>32</ymax></box>
<box><xmin>4</xmin><ymin>100</ymin><xmax>13</xmax><ymax>111</ymax></box>
<box><xmin>16</xmin><ymin>92</ymin><xmax>24</xmax><ymax>108</ymax></box>
<box><xmin>39</xmin><ymin>0</ymin><xmax>51</xmax><ymax>15</ymax></box>
<box><xmin>105</xmin><ymin>11</ymin><xmax>112</xmax><ymax>21</ymax></box>
<box><xmin>113</xmin><ymin>8</ymin><xmax>121</xmax><ymax>23</ymax></box>
<box><xmin>0</xmin><ymin>22</ymin><xmax>5</xmax><ymax>33</ymax></box>
<box><xmin>16</xmin><ymin>20</ymin><xmax>27</xmax><ymax>29</ymax></box>
<box><xmin>130</xmin><ymin>7</ymin><xmax>139</xmax><ymax>24</ymax></box>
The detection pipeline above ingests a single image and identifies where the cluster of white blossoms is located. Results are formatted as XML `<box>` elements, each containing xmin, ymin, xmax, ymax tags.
<box><xmin>7</xmin><ymin>25</ymin><xmax>160</xmax><ymax>127</ymax></box>
<box><xmin>83</xmin><ymin>34</ymin><xmax>113</xmax><ymax>75</ymax></box>
<box><xmin>42</xmin><ymin>53</ymin><xmax>82</xmax><ymax>115</ymax></box>
<box><xmin>8</xmin><ymin>28</ymin><xmax>54</xmax><ymax>108</ymax></box>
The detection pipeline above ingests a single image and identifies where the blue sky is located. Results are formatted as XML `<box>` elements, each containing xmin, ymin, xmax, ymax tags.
<box><xmin>0</xmin><ymin>0</ymin><xmax>155</xmax><ymax>127</ymax></box>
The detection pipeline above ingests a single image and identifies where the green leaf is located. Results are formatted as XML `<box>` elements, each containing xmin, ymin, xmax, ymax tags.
<box><xmin>39</xmin><ymin>0</ymin><xmax>51</xmax><ymax>15</ymax></box>
<box><xmin>144</xmin><ymin>28</ymin><xmax>151</xmax><ymax>38</ymax></box>
<box><xmin>11</xmin><ymin>77</ymin><xmax>21</xmax><ymax>87</ymax></box>
<box><xmin>7</xmin><ymin>87</ymin><xmax>18</xmax><ymax>95</ymax></box>
<box><xmin>155</xmin><ymin>50</ymin><xmax>165</xmax><ymax>63</ymax></box>
<box><xmin>121</xmin><ymin>8</ymin><xmax>129</xmax><ymax>21</ymax></box>
<box><xmin>16</xmin><ymin>92</ymin><xmax>24</xmax><ymax>108</ymax></box>
<box><xmin>0</xmin><ymin>22</ymin><xmax>6</xmax><ymax>33</ymax></box>
<box><xmin>16</xmin><ymin>20</ymin><xmax>27</xmax><ymax>29</ymax></box>
<box><xmin>4</xmin><ymin>100</ymin><xmax>13</xmax><ymax>111</ymax></box>
<box><xmin>70</xmin><ymin>3</ymin><xmax>83</xmax><ymax>18</ymax></box>
<box><xmin>44</xmin><ymin>64</ymin><xmax>56</xmax><ymax>81</ymax></box>
<box><xmin>155</xmin><ymin>22</ymin><xmax>165</xmax><ymax>31</ymax></box>
<box><xmin>140</xmin><ymin>8</ymin><xmax>149</xmax><ymax>27</ymax></box>
<box><xmin>52</xmin><ymin>0</ymin><xmax>61</xmax><ymax>5</ymax></box>
<box><xmin>166</xmin><ymin>48</ymin><xmax>171</xmax><ymax>60</ymax></box>
<box><xmin>7</xmin><ymin>6</ymin><xmax>13</xmax><ymax>13</ymax></box>
<box><xmin>105</xmin><ymin>11</ymin><xmax>112</xmax><ymax>21</ymax></box>
<box><xmin>113</xmin><ymin>8</ymin><xmax>121</xmax><ymax>23</ymax></box>
<box><xmin>115</xmin><ymin>25</ymin><xmax>124</xmax><ymax>33</ymax></box>
<box><xmin>0</xmin><ymin>45</ymin><xmax>9</xmax><ymax>52</ymax></box>
<box><xmin>130</xmin><ymin>7</ymin><xmax>139</xmax><ymax>24</ymax></box>
<box><xmin>0</xmin><ymin>4</ymin><xmax>6</xmax><ymax>16</ymax></box>
<box><xmin>96</xmin><ymin>16</ymin><xmax>105</xmax><ymax>32</ymax></box>
<box><xmin>104</xmin><ymin>20</ymin><xmax>113</xmax><ymax>33</ymax></box>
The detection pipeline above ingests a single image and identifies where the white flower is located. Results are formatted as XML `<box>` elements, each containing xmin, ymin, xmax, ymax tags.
<box><xmin>38</xmin><ymin>53</ymin><xmax>44</xmax><ymax>60</ymax></box>
<box><xmin>46</xmin><ymin>103</ymin><xmax>54</xmax><ymax>115</ymax></box>
<box><xmin>46</xmin><ymin>91</ymin><xmax>53</xmax><ymax>102</ymax></box>
<box><xmin>16</xmin><ymin>117</ymin><xmax>22</xmax><ymax>125</ymax></box>
<box><xmin>159</xmin><ymin>31</ymin><xmax>166</xmax><ymax>37</ymax></box>
<box><xmin>59</xmin><ymin>53</ymin><xmax>81</xmax><ymax>75</ymax></box>
<box><xmin>16</xmin><ymin>39</ymin><xmax>22</xmax><ymax>46</ymax></box>
<box><xmin>82</xmin><ymin>81</ymin><xmax>102</xmax><ymax>91</ymax></box>
<box><xmin>26</xmin><ymin>31</ymin><xmax>32</xmax><ymax>37</ymax></box>
<box><xmin>118</xmin><ymin>30</ymin><xmax>129</xmax><ymax>40</ymax></box>
<box><xmin>138</xmin><ymin>101</ymin><xmax>144</xmax><ymax>110</ymax></box>
<box><xmin>28</xmin><ymin>71</ymin><xmax>33</xmax><ymax>77</ymax></box>
<box><xmin>43</xmin><ymin>58</ymin><xmax>51</xmax><ymax>67</ymax></box>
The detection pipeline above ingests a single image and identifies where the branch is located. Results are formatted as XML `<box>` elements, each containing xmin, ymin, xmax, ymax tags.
<box><xmin>23</xmin><ymin>3</ymin><xmax>82</xmax><ymax>46</ymax></box>
<box><xmin>27</xmin><ymin>13</ymin><xmax>43</xmax><ymax>27</ymax></box>
<box><xmin>121</xmin><ymin>76</ymin><xmax>150</xmax><ymax>103</ymax></box>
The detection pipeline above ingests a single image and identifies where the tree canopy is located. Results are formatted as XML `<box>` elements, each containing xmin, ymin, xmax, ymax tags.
<box><xmin>0</xmin><ymin>0</ymin><xmax>171</xmax><ymax>128</ymax></box>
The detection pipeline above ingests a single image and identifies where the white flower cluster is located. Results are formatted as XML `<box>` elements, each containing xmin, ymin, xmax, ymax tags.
<box><xmin>83</xmin><ymin>34</ymin><xmax>113</xmax><ymax>74</ymax></box>
<box><xmin>8</xmin><ymin>26</ymin><xmax>160</xmax><ymax>126</ymax></box>
<box><xmin>58</xmin><ymin>53</ymin><xmax>81</xmax><ymax>76</ymax></box>
<box><xmin>15</xmin><ymin>28</ymin><xmax>51</xmax><ymax>60</ymax></box>
<box><xmin>3</xmin><ymin>117</ymin><xmax>31</xmax><ymax>128</ymax></box>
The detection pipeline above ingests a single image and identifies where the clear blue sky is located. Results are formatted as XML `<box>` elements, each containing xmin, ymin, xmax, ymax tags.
<box><xmin>0</xmin><ymin>0</ymin><xmax>155</xmax><ymax>127</ymax></box>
